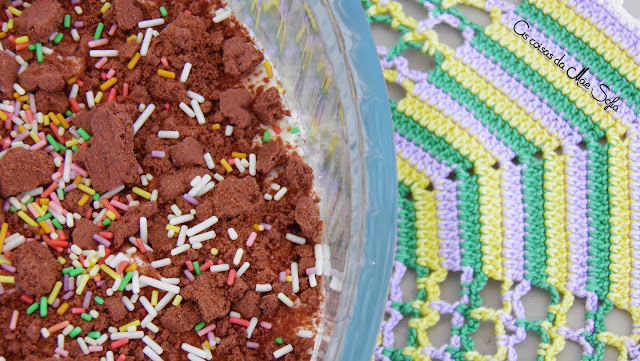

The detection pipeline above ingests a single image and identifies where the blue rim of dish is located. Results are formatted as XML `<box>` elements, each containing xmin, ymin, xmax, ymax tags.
<box><xmin>332</xmin><ymin>2</ymin><xmax>397</xmax><ymax>360</ymax></box>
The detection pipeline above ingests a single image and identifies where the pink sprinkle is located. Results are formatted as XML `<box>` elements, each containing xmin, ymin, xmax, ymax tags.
<box><xmin>197</xmin><ymin>323</ymin><xmax>216</xmax><ymax>337</ymax></box>
<box><xmin>260</xmin><ymin>321</ymin><xmax>272</xmax><ymax>329</ymax></box>
<box><xmin>279</xmin><ymin>272</ymin><xmax>286</xmax><ymax>283</ymax></box>
<box><xmin>199</xmin><ymin>260</ymin><xmax>213</xmax><ymax>272</ymax></box>
<box><xmin>125</xmin><ymin>194</ymin><xmax>134</xmax><ymax>203</ymax></box>
<box><xmin>108</xmin><ymin>24</ymin><xmax>117</xmax><ymax>36</ymax></box>
<box><xmin>71</xmin><ymin>307</ymin><xmax>86</xmax><ymax>314</ymax></box>
<box><xmin>110</xmin><ymin>200</ymin><xmax>129</xmax><ymax>212</ymax></box>
<box><xmin>183</xmin><ymin>194</ymin><xmax>200</xmax><ymax>206</ymax></box>
<box><xmin>88</xmin><ymin>39</ymin><xmax>109</xmax><ymax>48</ymax></box>
<box><xmin>246</xmin><ymin>342</ymin><xmax>259</xmax><ymax>349</ymax></box>
<box><xmin>70</xmin><ymin>163</ymin><xmax>89</xmax><ymax>177</ymax></box>
<box><xmin>1</xmin><ymin>263</ymin><xmax>15</xmax><ymax>273</ymax></box>
<box><xmin>89</xmin><ymin>345</ymin><xmax>103</xmax><ymax>352</ymax></box>
<box><xmin>74</xmin><ymin>21</ymin><xmax>83</xmax><ymax>27</ymax></box>
<box><xmin>95</xmin><ymin>57</ymin><xmax>108</xmax><ymax>69</ymax></box>
<box><xmin>5</xmin><ymin>9</ymin><xmax>13</xmax><ymax>19</ymax></box>
<box><xmin>9</xmin><ymin>310</ymin><xmax>18</xmax><ymax>330</ymax></box>
<box><xmin>160</xmin><ymin>57</ymin><xmax>169</xmax><ymax>68</ymax></box>
<box><xmin>108</xmin><ymin>88</ymin><xmax>117</xmax><ymax>102</ymax></box>
<box><xmin>261</xmin><ymin>223</ymin><xmax>272</xmax><ymax>231</ymax></box>
<box><xmin>305</xmin><ymin>267</ymin><xmax>317</xmax><ymax>276</ymax></box>
<box><xmin>246</xmin><ymin>232</ymin><xmax>257</xmax><ymax>247</ymax></box>
<box><xmin>106</xmin><ymin>69</ymin><xmax>116</xmax><ymax>79</ymax></box>
<box><xmin>208</xmin><ymin>332</ymin><xmax>216</xmax><ymax>347</ymax></box>
<box><xmin>55</xmin><ymin>347</ymin><xmax>69</xmax><ymax>358</ymax></box>
<box><xmin>229</xmin><ymin>317</ymin><xmax>250</xmax><ymax>327</ymax></box>
<box><xmin>123</xmin><ymin>83</ymin><xmax>129</xmax><ymax>98</ymax></box>
<box><xmin>151</xmin><ymin>150</ymin><xmax>165</xmax><ymax>158</ymax></box>
<box><xmin>184</xmin><ymin>269</ymin><xmax>195</xmax><ymax>282</ymax></box>
<box><xmin>26</xmin><ymin>203</ymin><xmax>40</xmax><ymax>218</ymax></box>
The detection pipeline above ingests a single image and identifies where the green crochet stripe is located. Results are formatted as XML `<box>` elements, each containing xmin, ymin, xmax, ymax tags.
<box><xmin>396</xmin><ymin>183</ymin><xmax>419</xmax><ymax>269</ymax></box>
<box><xmin>518</xmin><ymin>1</ymin><xmax>640</xmax><ymax>114</ymax></box>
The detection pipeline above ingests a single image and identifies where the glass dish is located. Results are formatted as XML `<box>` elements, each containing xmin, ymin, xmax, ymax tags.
<box><xmin>229</xmin><ymin>0</ymin><xmax>396</xmax><ymax>360</ymax></box>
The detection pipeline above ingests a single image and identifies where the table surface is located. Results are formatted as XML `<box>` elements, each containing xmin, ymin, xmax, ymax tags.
<box><xmin>370</xmin><ymin>1</ymin><xmax>640</xmax><ymax>360</ymax></box>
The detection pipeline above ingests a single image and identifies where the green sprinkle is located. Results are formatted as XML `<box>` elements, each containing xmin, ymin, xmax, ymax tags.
<box><xmin>69</xmin><ymin>326</ymin><xmax>82</xmax><ymax>338</ymax></box>
<box><xmin>63</xmin><ymin>15</ymin><xmax>71</xmax><ymax>28</ymax></box>
<box><xmin>94</xmin><ymin>22</ymin><xmax>104</xmax><ymax>40</ymax></box>
<box><xmin>46</xmin><ymin>134</ymin><xmax>58</xmax><ymax>149</ymax></box>
<box><xmin>52</xmin><ymin>218</ymin><xmax>63</xmax><ymax>230</ymax></box>
<box><xmin>118</xmin><ymin>272</ymin><xmax>133</xmax><ymax>291</ymax></box>
<box><xmin>93</xmin><ymin>193</ymin><xmax>100</xmax><ymax>201</ymax></box>
<box><xmin>36</xmin><ymin>43</ymin><xmax>43</xmax><ymax>63</ymax></box>
<box><xmin>194</xmin><ymin>321</ymin><xmax>205</xmax><ymax>332</ymax></box>
<box><xmin>28</xmin><ymin>44</ymin><xmax>36</xmax><ymax>51</ymax></box>
<box><xmin>64</xmin><ymin>110</ymin><xmax>73</xmax><ymax>117</ymax></box>
<box><xmin>87</xmin><ymin>331</ymin><xmax>101</xmax><ymax>339</ymax></box>
<box><xmin>159</xmin><ymin>6</ymin><xmax>168</xmax><ymax>17</ymax></box>
<box><xmin>290</xmin><ymin>127</ymin><xmax>299</xmax><ymax>134</ymax></box>
<box><xmin>36</xmin><ymin>213</ymin><xmax>53</xmax><ymax>222</ymax></box>
<box><xmin>72</xmin><ymin>145</ymin><xmax>79</xmax><ymax>152</ymax></box>
<box><xmin>77</xmin><ymin>128</ymin><xmax>91</xmax><ymax>141</ymax></box>
<box><xmin>69</xmin><ymin>267</ymin><xmax>85</xmax><ymax>277</ymax></box>
<box><xmin>40</xmin><ymin>296</ymin><xmax>47</xmax><ymax>317</ymax></box>
<box><xmin>103</xmin><ymin>218</ymin><xmax>112</xmax><ymax>226</ymax></box>
<box><xmin>263</xmin><ymin>131</ymin><xmax>270</xmax><ymax>142</ymax></box>
<box><xmin>94</xmin><ymin>296</ymin><xmax>104</xmax><ymax>305</ymax></box>
<box><xmin>193</xmin><ymin>261</ymin><xmax>201</xmax><ymax>276</ymax></box>
<box><xmin>56</xmin><ymin>188</ymin><xmax>65</xmax><ymax>202</ymax></box>
<box><xmin>275</xmin><ymin>337</ymin><xmax>284</xmax><ymax>345</ymax></box>
<box><xmin>26</xmin><ymin>302</ymin><xmax>39</xmax><ymax>315</ymax></box>
<box><xmin>8</xmin><ymin>205</ymin><xmax>17</xmax><ymax>213</ymax></box>
<box><xmin>81</xmin><ymin>313</ymin><xmax>92</xmax><ymax>322</ymax></box>
<box><xmin>24</xmin><ymin>197</ymin><xmax>34</xmax><ymax>205</ymax></box>
<box><xmin>53</xmin><ymin>33</ymin><xmax>64</xmax><ymax>44</ymax></box>
<box><xmin>62</xmin><ymin>266</ymin><xmax>74</xmax><ymax>274</ymax></box>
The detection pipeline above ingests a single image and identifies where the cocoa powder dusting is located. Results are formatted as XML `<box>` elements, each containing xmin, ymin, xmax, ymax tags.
<box><xmin>0</xmin><ymin>1</ymin><xmax>324</xmax><ymax>360</ymax></box>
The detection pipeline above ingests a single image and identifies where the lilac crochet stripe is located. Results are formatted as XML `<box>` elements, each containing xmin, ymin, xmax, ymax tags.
<box><xmin>502</xmin><ymin>280</ymin><xmax>531</xmax><ymax>355</ymax></box>
<box><xmin>433</xmin><ymin>178</ymin><xmax>462</xmax><ymax>272</ymax></box>
<box><xmin>568</xmin><ymin>0</ymin><xmax>640</xmax><ymax>62</ymax></box>
<box><xmin>500</xmin><ymin>10</ymin><xmax>637</xmax><ymax>124</ymax></box>
<box><xmin>501</xmin><ymin>163</ymin><xmax>526</xmax><ymax>282</ymax></box>
<box><xmin>377</xmin><ymin>46</ymin><xmax>429</xmax><ymax>85</ymax></box>
<box><xmin>564</xmin><ymin>143</ymin><xmax>590</xmax><ymax>298</ymax></box>
<box><xmin>377</xmin><ymin>260</ymin><xmax>407</xmax><ymax>361</ymax></box>
<box><xmin>455</xmin><ymin>43</ymin><xmax>582</xmax><ymax>145</ymax></box>
<box><xmin>395</xmin><ymin>131</ymin><xmax>453</xmax><ymax>180</ymax></box>
<box><xmin>628</xmin><ymin>124</ymin><xmax>640</xmax><ymax>307</ymax></box>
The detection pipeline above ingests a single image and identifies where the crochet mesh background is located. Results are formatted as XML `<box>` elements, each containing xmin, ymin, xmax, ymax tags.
<box><xmin>362</xmin><ymin>0</ymin><xmax>640</xmax><ymax>360</ymax></box>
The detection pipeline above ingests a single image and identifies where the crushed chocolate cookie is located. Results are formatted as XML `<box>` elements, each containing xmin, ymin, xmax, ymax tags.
<box><xmin>0</xmin><ymin>147</ymin><xmax>55</xmax><ymax>197</ymax></box>
<box><xmin>12</xmin><ymin>241</ymin><xmax>62</xmax><ymax>296</ymax></box>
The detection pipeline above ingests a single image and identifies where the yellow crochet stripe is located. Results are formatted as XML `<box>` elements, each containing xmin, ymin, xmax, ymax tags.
<box><xmin>597</xmin><ymin>331</ymin><xmax>630</xmax><ymax>360</ymax></box>
<box><xmin>542</xmin><ymin>151</ymin><xmax>569</xmax><ymax>290</ymax></box>
<box><xmin>485</xmin><ymin>19</ymin><xmax>628</xmax><ymax>137</ymax></box>
<box><xmin>478</xmin><ymin>166</ymin><xmax>504</xmax><ymax>281</ymax></box>
<box><xmin>366</xmin><ymin>1</ymin><xmax>418</xmax><ymax>32</ymax></box>
<box><xmin>466</xmin><ymin>306</ymin><xmax>507</xmax><ymax>361</ymax></box>
<box><xmin>397</xmin><ymin>154</ymin><xmax>431</xmax><ymax>190</ymax></box>
<box><xmin>607</xmin><ymin>134</ymin><xmax>632</xmax><ymax>312</ymax></box>
<box><xmin>531</xmin><ymin>0</ymin><xmax>640</xmax><ymax>88</ymax></box>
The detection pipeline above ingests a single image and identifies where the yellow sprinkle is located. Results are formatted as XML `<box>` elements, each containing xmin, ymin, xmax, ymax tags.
<box><xmin>210</xmin><ymin>248</ymin><xmax>218</xmax><ymax>256</ymax></box>
<box><xmin>264</xmin><ymin>60</ymin><xmax>273</xmax><ymax>79</ymax></box>
<box><xmin>204</xmin><ymin>341</ymin><xmax>216</xmax><ymax>350</ymax></box>
<box><xmin>0</xmin><ymin>257</ymin><xmax>11</xmax><ymax>266</ymax></box>
<box><xmin>220</xmin><ymin>159</ymin><xmax>232</xmax><ymax>173</ymax></box>
<box><xmin>105</xmin><ymin>211</ymin><xmax>117</xmax><ymax>220</ymax></box>
<box><xmin>132</xmin><ymin>187</ymin><xmax>152</xmax><ymax>200</ymax></box>
<box><xmin>157</xmin><ymin>69</ymin><xmax>176</xmax><ymax>79</ymax></box>
<box><xmin>100</xmin><ymin>2</ymin><xmax>111</xmax><ymax>13</ymax></box>
<box><xmin>22</xmin><ymin>104</ymin><xmax>29</xmax><ymax>110</ymax></box>
<box><xmin>57</xmin><ymin>257</ymin><xmax>66</xmax><ymax>265</ymax></box>
<box><xmin>40</xmin><ymin>198</ymin><xmax>49</xmax><ymax>205</ymax></box>
<box><xmin>65</xmin><ymin>138</ymin><xmax>79</xmax><ymax>147</ymax></box>
<box><xmin>57</xmin><ymin>114</ymin><xmax>69</xmax><ymax>129</ymax></box>
<box><xmin>57</xmin><ymin>303</ymin><xmax>69</xmax><ymax>316</ymax></box>
<box><xmin>76</xmin><ymin>274</ymin><xmax>90</xmax><ymax>295</ymax></box>
<box><xmin>32</xmin><ymin>203</ymin><xmax>45</xmax><ymax>217</ymax></box>
<box><xmin>0</xmin><ymin>32</ymin><xmax>6</xmax><ymax>39</ymax></box>
<box><xmin>8</xmin><ymin>6</ymin><xmax>22</xmax><ymax>16</ymax></box>
<box><xmin>43</xmin><ymin>114</ymin><xmax>50</xmax><ymax>125</ymax></box>
<box><xmin>172</xmin><ymin>294</ymin><xmax>183</xmax><ymax>306</ymax></box>
<box><xmin>39</xmin><ymin>221</ymin><xmax>51</xmax><ymax>234</ymax></box>
<box><xmin>151</xmin><ymin>291</ymin><xmax>158</xmax><ymax>306</ymax></box>
<box><xmin>100</xmin><ymin>77</ymin><xmax>118</xmax><ymax>91</ymax></box>
<box><xmin>252</xmin><ymin>224</ymin><xmax>264</xmax><ymax>231</ymax></box>
<box><xmin>128</xmin><ymin>53</ymin><xmax>141</xmax><ymax>70</ymax></box>
<box><xmin>166</xmin><ymin>224</ymin><xmax>180</xmax><ymax>233</ymax></box>
<box><xmin>211</xmin><ymin>123</ymin><xmax>221</xmax><ymax>130</ymax></box>
<box><xmin>100</xmin><ymin>264</ymin><xmax>122</xmax><ymax>280</ymax></box>
<box><xmin>94</xmin><ymin>91</ymin><xmax>104</xmax><ymax>104</ymax></box>
<box><xmin>66</xmin><ymin>77</ymin><xmax>77</xmax><ymax>85</ymax></box>
<box><xmin>285</xmin><ymin>275</ymin><xmax>292</xmax><ymax>282</ymax></box>
<box><xmin>119</xmin><ymin>320</ymin><xmax>140</xmax><ymax>332</ymax></box>
<box><xmin>15</xmin><ymin>95</ymin><xmax>28</xmax><ymax>102</ymax></box>
<box><xmin>0</xmin><ymin>275</ymin><xmax>15</xmax><ymax>283</ymax></box>
<box><xmin>17</xmin><ymin>125</ymin><xmax>26</xmax><ymax>134</ymax></box>
<box><xmin>48</xmin><ymin>281</ymin><xmax>63</xmax><ymax>305</ymax></box>
<box><xmin>29</xmin><ymin>131</ymin><xmax>40</xmax><ymax>143</ymax></box>
<box><xmin>125</xmin><ymin>263</ymin><xmax>137</xmax><ymax>273</ymax></box>
<box><xmin>126</xmin><ymin>35</ymin><xmax>138</xmax><ymax>42</ymax></box>
<box><xmin>77</xmin><ymin>184</ymin><xmax>96</xmax><ymax>195</ymax></box>
<box><xmin>18</xmin><ymin>211</ymin><xmax>38</xmax><ymax>228</ymax></box>
<box><xmin>73</xmin><ymin>176</ymin><xmax>82</xmax><ymax>184</ymax></box>
<box><xmin>231</xmin><ymin>152</ymin><xmax>247</xmax><ymax>159</ymax></box>
<box><xmin>78</xmin><ymin>194</ymin><xmax>90</xmax><ymax>207</ymax></box>
<box><xmin>48</xmin><ymin>112</ymin><xmax>59</xmax><ymax>125</ymax></box>
<box><xmin>14</xmin><ymin>35</ymin><xmax>29</xmax><ymax>44</ymax></box>
<box><xmin>7</xmin><ymin>19</ymin><xmax>14</xmax><ymax>30</ymax></box>
<box><xmin>0</xmin><ymin>112</ymin><xmax>7</xmax><ymax>121</ymax></box>
<box><xmin>277</xmin><ymin>86</ymin><xmax>284</xmax><ymax>94</ymax></box>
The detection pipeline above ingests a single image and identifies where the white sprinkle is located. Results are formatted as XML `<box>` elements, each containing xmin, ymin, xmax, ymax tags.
<box><xmin>110</xmin><ymin>331</ymin><xmax>144</xmax><ymax>340</ymax></box>
<box><xmin>188</xmin><ymin>174</ymin><xmax>212</xmax><ymax>197</ymax></box>
<box><xmin>270</xmin><ymin>183</ymin><xmax>281</xmax><ymax>191</ymax></box>
<box><xmin>152</xmin><ymin>30</ymin><xmax>160</xmax><ymax>37</ymax></box>
<box><xmin>191</xmin><ymin>99</ymin><xmax>206</xmax><ymax>125</ymax></box>
<box><xmin>41</xmin><ymin>46</ymin><xmax>54</xmax><ymax>55</ymax></box>
<box><xmin>204</xmin><ymin>153</ymin><xmax>215</xmax><ymax>169</ymax></box>
<box><xmin>297</xmin><ymin>330</ymin><xmax>313</xmax><ymax>338</ymax></box>
<box><xmin>138</xmin><ymin>217</ymin><xmax>148</xmax><ymax>245</ymax></box>
<box><xmin>186</xmin><ymin>216</ymin><xmax>218</xmax><ymax>237</ymax></box>
<box><xmin>330</xmin><ymin>275</ymin><xmax>343</xmax><ymax>292</ymax></box>
<box><xmin>314</xmin><ymin>244</ymin><xmax>323</xmax><ymax>275</ymax></box>
<box><xmin>189</xmin><ymin>231</ymin><xmax>215</xmax><ymax>244</ymax></box>
<box><xmin>171</xmin><ymin>204</ymin><xmax>182</xmax><ymax>216</ymax></box>
<box><xmin>248</xmin><ymin>153</ymin><xmax>256</xmax><ymax>176</ymax></box>
<box><xmin>309</xmin><ymin>273</ymin><xmax>317</xmax><ymax>287</ymax></box>
<box><xmin>234</xmin><ymin>158</ymin><xmax>245</xmax><ymax>173</ymax></box>
<box><xmin>180</xmin><ymin>62</ymin><xmax>192</xmax><ymax>83</ymax></box>
<box><xmin>187</xmin><ymin>354</ymin><xmax>206</xmax><ymax>361</ymax></box>
<box><xmin>228</xmin><ymin>228</ymin><xmax>238</xmax><ymax>241</ymax></box>
<box><xmin>210</xmin><ymin>264</ymin><xmax>230</xmax><ymax>273</ymax></box>
<box><xmin>106</xmin><ymin>352</ymin><xmax>115</xmax><ymax>361</ymax></box>
<box><xmin>273</xmin><ymin>344</ymin><xmax>293</xmax><ymax>359</ymax></box>
<box><xmin>158</xmin><ymin>130</ymin><xmax>179</xmax><ymax>139</ymax></box>
<box><xmin>121</xmin><ymin>296</ymin><xmax>135</xmax><ymax>311</ymax></box>
<box><xmin>150</xmin><ymin>258</ymin><xmax>171</xmax><ymax>268</ymax></box>
<box><xmin>57</xmin><ymin>334</ymin><xmax>64</xmax><ymax>349</ymax></box>
<box><xmin>181</xmin><ymin>343</ymin><xmax>209</xmax><ymax>359</ymax></box>
<box><xmin>264</xmin><ymin>193</ymin><xmax>273</xmax><ymax>201</ymax></box>
<box><xmin>150</xmin><ymin>189</ymin><xmax>158</xmax><ymax>202</ymax></box>
<box><xmin>13</xmin><ymin>83</ymin><xmax>26</xmax><ymax>95</ymax></box>
<box><xmin>0</xmin><ymin>104</ymin><xmax>14</xmax><ymax>112</ymax></box>
<box><xmin>213</xmin><ymin>173</ymin><xmax>224</xmax><ymax>182</ymax></box>
<box><xmin>133</xmin><ymin>103</ymin><xmax>156</xmax><ymax>134</ymax></box>
<box><xmin>71</xmin><ymin>28</ymin><xmax>80</xmax><ymax>41</ymax></box>
<box><xmin>84</xmin><ymin>336</ymin><xmax>97</xmax><ymax>346</ymax></box>
<box><xmin>224</xmin><ymin>125</ymin><xmax>233</xmax><ymax>136</ymax></box>
<box><xmin>179</xmin><ymin>102</ymin><xmax>196</xmax><ymax>118</ymax></box>
<box><xmin>286</xmin><ymin>233</ymin><xmax>306</xmax><ymax>245</ymax></box>
<box><xmin>142</xmin><ymin>335</ymin><xmax>163</xmax><ymax>355</ymax></box>
<box><xmin>139</xmin><ymin>275</ymin><xmax>181</xmax><ymax>294</ymax></box>
<box><xmin>190</xmin><ymin>176</ymin><xmax>202</xmax><ymax>187</ymax></box>
<box><xmin>212</xmin><ymin>10</ymin><xmax>231</xmax><ymax>23</ymax></box>
<box><xmin>77</xmin><ymin>337</ymin><xmax>89</xmax><ymax>355</ymax></box>
<box><xmin>170</xmin><ymin>244</ymin><xmax>191</xmax><ymax>256</ymax></box>
<box><xmin>146</xmin><ymin>322</ymin><xmax>159</xmax><ymax>333</ymax></box>
<box><xmin>291</xmin><ymin>262</ymin><xmax>299</xmax><ymax>294</ymax></box>
<box><xmin>14</xmin><ymin>55</ymin><xmax>25</xmax><ymax>66</ymax></box>
<box><xmin>140</xmin><ymin>28</ymin><xmax>154</xmax><ymax>56</ymax></box>
<box><xmin>236</xmin><ymin>262</ymin><xmax>250</xmax><ymax>278</ymax></box>
<box><xmin>169</xmin><ymin>214</ymin><xmax>194</xmax><ymax>225</ymax></box>
<box><xmin>133</xmin><ymin>270</ymin><xmax>140</xmax><ymax>294</ymax></box>
<box><xmin>192</xmin><ymin>242</ymin><xmax>203</xmax><ymax>250</ymax></box>
<box><xmin>177</xmin><ymin>225</ymin><xmax>188</xmax><ymax>247</ymax></box>
<box><xmin>89</xmin><ymin>50</ymin><xmax>118</xmax><ymax>57</ymax></box>
<box><xmin>142</xmin><ymin>346</ymin><xmax>163</xmax><ymax>361</ymax></box>
<box><xmin>101</xmin><ymin>185</ymin><xmax>125</xmax><ymax>200</ymax></box>
<box><xmin>69</xmin><ymin>83</ymin><xmax>79</xmax><ymax>99</ymax></box>
<box><xmin>255</xmin><ymin>284</ymin><xmax>272</xmax><ymax>292</ymax></box>
<box><xmin>274</xmin><ymin>187</ymin><xmax>288</xmax><ymax>201</ymax></box>
<box><xmin>154</xmin><ymin>292</ymin><xmax>176</xmax><ymax>313</ymax></box>
<box><xmin>277</xmin><ymin>293</ymin><xmax>294</xmax><ymax>307</ymax></box>
<box><xmin>138</xmin><ymin>18</ymin><xmax>165</xmax><ymax>28</ymax></box>
<box><xmin>63</xmin><ymin>149</ymin><xmax>72</xmax><ymax>183</ymax></box>
<box><xmin>247</xmin><ymin>317</ymin><xmax>258</xmax><ymax>339</ymax></box>
<box><xmin>62</xmin><ymin>325</ymin><xmax>74</xmax><ymax>336</ymax></box>
<box><xmin>323</xmin><ymin>244</ymin><xmax>331</xmax><ymax>276</ymax></box>
<box><xmin>161</xmin><ymin>277</ymin><xmax>180</xmax><ymax>285</ymax></box>
<box><xmin>141</xmin><ymin>174</ymin><xmax>149</xmax><ymax>186</ymax></box>
<box><xmin>186</xmin><ymin>91</ymin><xmax>205</xmax><ymax>103</ymax></box>
<box><xmin>233</xmin><ymin>248</ymin><xmax>243</xmax><ymax>265</ymax></box>
<box><xmin>41</xmin><ymin>327</ymin><xmax>51</xmax><ymax>339</ymax></box>
<box><xmin>74</xmin><ymin>6</ymin><xmax>83</xmax><ymax>14</ymax></box>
